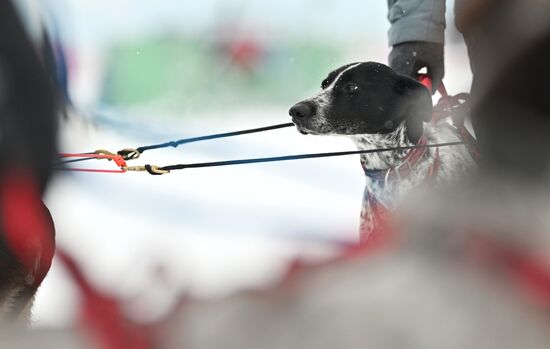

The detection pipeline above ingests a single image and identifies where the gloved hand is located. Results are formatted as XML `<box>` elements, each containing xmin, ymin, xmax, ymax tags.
<box><xmin>389</xmin><ymin>41</ymin><xmax>444</xmax><ymax>93</ymax></box>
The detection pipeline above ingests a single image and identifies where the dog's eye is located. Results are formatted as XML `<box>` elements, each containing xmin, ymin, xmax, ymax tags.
<box><xmin>321</xmin><ymin>79</ymin><xmax>330</xmax><ymax>89</ymax></box>
<box><xmin>344</xmin><ymin>83</ymin><xmax>359</xmax><ymax>93</ymax></box>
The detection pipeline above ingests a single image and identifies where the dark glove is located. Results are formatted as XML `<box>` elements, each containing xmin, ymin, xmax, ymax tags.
<box><xmin>389</xmin><ymin>41</ymin><xmax>444</xmax><ymax>93</ymax></box>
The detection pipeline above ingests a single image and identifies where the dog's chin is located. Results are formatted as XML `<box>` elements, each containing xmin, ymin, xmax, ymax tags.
<box><xmin>292</xmin><ymin>118</ymin><xmax>334</xmax><ymax>135</ymax></box>
<box><xmin>293</xmin><ymin>124</ymin><xmax>329</xmax><ymax>136</ymax></box>
<box><xmin>293</xmin><ymin>119</ymin><xmax>372</xmax><ymax>136</ymax></box>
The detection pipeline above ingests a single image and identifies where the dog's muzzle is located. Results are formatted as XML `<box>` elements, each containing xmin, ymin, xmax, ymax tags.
<box><xmin>289</xmin><ymin>101</ymin><xmax>317</xmax><ymax>134</ymax></box>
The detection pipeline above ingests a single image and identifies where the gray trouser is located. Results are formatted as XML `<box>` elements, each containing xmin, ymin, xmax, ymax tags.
<box><xmin>455</xmin><ymin>0</ymin><xmax>550</xmax><ymax>180</ymax></box>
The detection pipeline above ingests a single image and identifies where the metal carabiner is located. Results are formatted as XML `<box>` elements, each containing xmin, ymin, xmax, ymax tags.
<box><xmin>117</xmin><ymin>148</ymin><xmax>141</xmax><ymax>161</ymax></box>
<box><xmin>123</xmin><ymin>165</ymin><xmax>170</xmax><ymax>175</ymax></box>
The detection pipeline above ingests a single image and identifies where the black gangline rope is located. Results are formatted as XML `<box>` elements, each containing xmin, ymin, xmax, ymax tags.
<box><xmin>136</xmin><ymin>122</ymin><xmax>295</xmax><ymax>153</ymax></box>
<box><xmin>57</xmin><ymin>122</ymin><xmax>295</xmax><ymax>165</ymax></box>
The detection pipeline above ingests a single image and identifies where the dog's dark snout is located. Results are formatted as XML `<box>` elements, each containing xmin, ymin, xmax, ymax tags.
<box><xmin>289</xmin><ymin>102</ymin><xmax>314</xmax><ymax>119</ymax></box>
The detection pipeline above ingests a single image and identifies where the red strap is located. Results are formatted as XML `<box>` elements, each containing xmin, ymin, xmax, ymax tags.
<box><xmin>427</xmin><ymin>148</ymin><xmax>441</xmax><ymax>179</ymax></box>
<box><xmin>418</xmin><ymin>74</ymin><xmax>480</xmax><ymax>163</ymax></box>
<box><xmin>57</xmin><ymin>168</ymin><xmax>127</xmax><ymax>174</ymax></box>
<box><xmin>57</xmin><ymin>251</ymin><xmax>155</xmax><ymax>349</ymax></box>
<box><xmin>362</xmin><ymin>193</ymin><xmax>392</xmax><ymax>244</ymax></box>
<box><xmin>417</xmin><ymin>74</ymin><xmax>449</xmax><ymax>103</ymax></box>
<box><xmin>389</xmin><ymin>135</ymin><xmax>429</xmax><ymax>180</ymax></box>
<box><xmin>467</xmin><ymin>234</ymin><xmax>550</xmax><ymax>308</ymax></box>
<box><xmin>57</xmin><ymin>153</ymin><xmax>128</xmax><ymax>173</ymax></box>
<box><xmin>418</xmin><ymin>75</ymin><xmax>433</xmax><ymax>92</ymax></box>
<box><xmin>57</xmin><ymin>248</ymin><xmax>189</xmax><ymax>349</ymax></box>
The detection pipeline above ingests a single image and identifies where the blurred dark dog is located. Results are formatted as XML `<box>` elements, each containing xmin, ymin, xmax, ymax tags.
<box><xmin>0</xmin><ymin>0</ymin><xmax>59</xmax><ymax>322</ymax></box>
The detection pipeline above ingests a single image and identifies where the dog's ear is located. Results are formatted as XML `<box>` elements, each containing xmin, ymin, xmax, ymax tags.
<box><xmin>394</xmin><ymin>77</ymin><xmax>433</xmax><ymax>143</ymax></box>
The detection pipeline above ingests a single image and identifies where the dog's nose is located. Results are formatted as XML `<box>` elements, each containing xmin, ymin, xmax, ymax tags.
<box><xmin>289</xmin><ymin>102</ymin><xmax>314</xmax><ymax>119</ymax></box>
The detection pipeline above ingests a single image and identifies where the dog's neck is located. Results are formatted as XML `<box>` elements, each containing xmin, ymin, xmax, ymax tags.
<box><xmin>350</xmin><ymin>123</ymin><xmax>418</xmax><ymax>170</ymax></box>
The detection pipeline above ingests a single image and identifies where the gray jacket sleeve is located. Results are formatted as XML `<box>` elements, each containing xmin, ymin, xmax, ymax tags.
<box><xmin>387</xmin><ymin>0</ymin><xmax>446</xmax><ymax>46</ymax></box>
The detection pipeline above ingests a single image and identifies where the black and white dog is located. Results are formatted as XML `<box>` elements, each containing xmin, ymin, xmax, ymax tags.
<box><xmin>289</xmin><ymin>62</ymin><xmax>476</xmax><ymax>241</ymax></box>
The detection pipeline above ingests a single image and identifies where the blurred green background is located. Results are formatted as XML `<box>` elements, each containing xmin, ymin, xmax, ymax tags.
<box><xmin>102</xmin><ymin>36</ymin><xmax>342</xmax><ymax>111</ymax></box>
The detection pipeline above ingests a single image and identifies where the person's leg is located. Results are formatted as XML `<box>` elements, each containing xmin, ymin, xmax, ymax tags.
<box><xmin>456</xmin><ymin>0</ymin><xmax>550</xmax><ymax>181</ymax></box>
<box><xmin>473</xmin><ymin>35</ymin><xmax>550</xmax><ymax>179</ymax></box>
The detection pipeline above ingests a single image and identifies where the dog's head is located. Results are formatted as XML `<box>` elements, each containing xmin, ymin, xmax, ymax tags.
<box><xmin>289</xmin><ymin>62</ymin><xmax>432</xmax><ymax>143</ymax></box>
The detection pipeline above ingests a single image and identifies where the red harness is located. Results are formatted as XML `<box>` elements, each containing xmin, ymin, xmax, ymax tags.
<box><xmin>360</xmin><ymin>137</ymin><xmax>441</xmax><ymax>242</ymax></box>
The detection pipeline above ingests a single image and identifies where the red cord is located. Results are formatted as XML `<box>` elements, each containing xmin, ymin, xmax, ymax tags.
<box><xmin>57</xmin><ymin>168</ymin><xmax>126</xmax><ymax>174</ymax></box>
<box><xmin>57</xmin><ymin>251</ymin><xmax>155</xmax><ymax>349</ymax></box>
<box><xmin>57</xmin><ymin>153</ymin><xmax>128</xmax><ymax>173</ymax></box>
